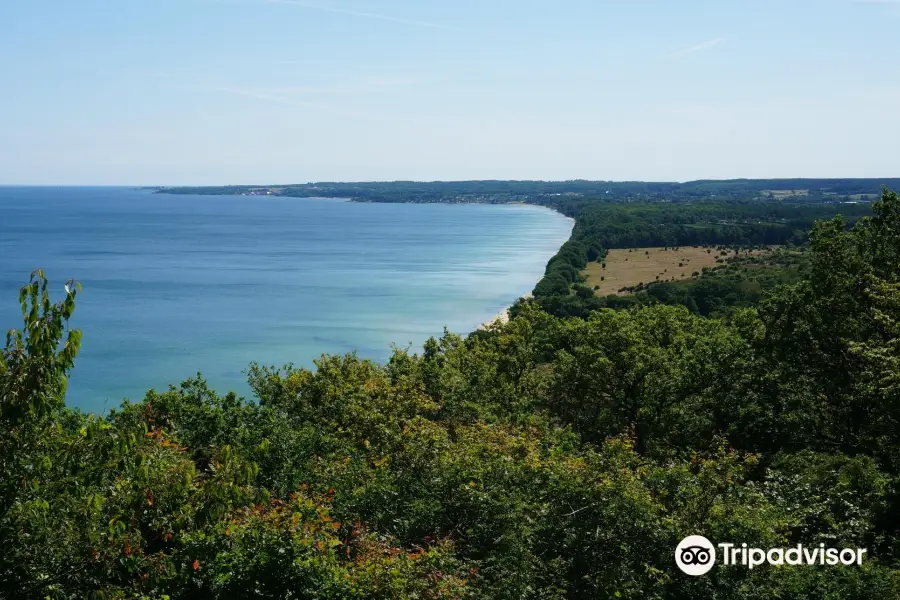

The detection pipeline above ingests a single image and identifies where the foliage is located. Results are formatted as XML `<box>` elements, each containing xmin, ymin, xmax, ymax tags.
<box><xmin>635</xmin><ymin>250</ymin><xmax>807</xmax><ymax>317</ymax></box>
<box><xmin>3</xmin><ymin>189</ymin><xmax>900</xmax><ymax>598</ymax></box>
<box><xmin>157</xmin><ymin>178</ymin><xmax>900</xmax><ymax>204</ymax></box>
<box><xmin>528</xmin><ymin>200</ymin><xmax>872</xmax><ymax>319</ymax></box>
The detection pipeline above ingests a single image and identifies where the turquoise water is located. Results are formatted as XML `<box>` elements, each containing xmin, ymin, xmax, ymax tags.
<box><xmin>0</xmin><ymin>187</ymin><xmax>572</xmax><ymax>413</ymax></box>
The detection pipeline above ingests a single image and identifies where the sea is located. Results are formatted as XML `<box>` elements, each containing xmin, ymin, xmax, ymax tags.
<box><xmin>0</xmin><ymin>186</ymin><xmax>573</xmax><ymax>413</ymax></box>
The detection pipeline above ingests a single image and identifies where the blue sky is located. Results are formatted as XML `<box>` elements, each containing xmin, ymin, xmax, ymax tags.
<box><xmin>1</xmin><ymin>0</ymin><xmax>898</xmax><ymax>185</ymax></box>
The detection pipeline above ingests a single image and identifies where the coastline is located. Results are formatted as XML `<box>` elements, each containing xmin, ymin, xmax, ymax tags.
<box><xmin>471</xmin><ymin>206</ymin><xmax>572</xmax><ymax>332</ymax></box>
<box><xmin>477</xmin><ymin>293</ymin><xmax>533</xmax><ymax>331</ymax></box>
<box><xmin>151</xmin><ymin>189</ymin><xmax>575</xmax><ymax>336</ymax></box>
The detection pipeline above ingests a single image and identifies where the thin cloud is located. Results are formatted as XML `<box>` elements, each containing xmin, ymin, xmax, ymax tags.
<box><xmin>197</xmin><ymin>84</ymin><xmax>381</xmax><ymax>121</ymax></box>
<box><xmin>217</xmin><ymin>75</ymin><xmax>414</xmax><ymax>97</ymax></box>
<box><xmin>267</xmin><ymin>0</ymin><xmax>455</xmax><ymax>30</ymax></box>
<box><xmin>669</xmin><ymin>37</ymin><xmax>727</xmax><ymax>59</ymax></box>
<box><xmin>211</xmin><ymin>86</ymin><xmax>290</xmax><ymax>103</ymax></box>
<box><xmin>200</xmin><ymin>84</ymin><xmax>331</xmax><ymax>109</ymax></box>
<box><xmin>277</xmin><ymin>59</ymin><xmax>342</xmax><ymax>65</ymax></box>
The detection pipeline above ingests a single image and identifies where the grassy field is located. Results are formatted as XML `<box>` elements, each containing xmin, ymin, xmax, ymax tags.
<box><xmin>762</xmin><ymin>189</ymin><xmax>809</xmax><ymax>199</ymax></box>
<box><xmin>584</xmin><ymin>246</ymin><xmax>767</xmax><ymax>296</ymax></box>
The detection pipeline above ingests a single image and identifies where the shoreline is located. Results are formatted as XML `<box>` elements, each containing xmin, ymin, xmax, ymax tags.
<box><xmin>477</xmin><ymin>293</ymin><xmax>533</xmax><ymax>331</ymax></box>
<box><xmin>152</xmin><ymin>189</ymin><xmax>574</xmax><ymax>336</ymax></box>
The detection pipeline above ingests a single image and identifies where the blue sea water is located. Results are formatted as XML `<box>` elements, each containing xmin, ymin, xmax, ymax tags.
<box><xmin>0</xmin><ymin>186</ymin><xmax>572</xmax><ymax>413</ymax></box>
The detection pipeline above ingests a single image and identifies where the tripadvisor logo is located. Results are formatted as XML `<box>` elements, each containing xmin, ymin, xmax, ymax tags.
<box><xmin>675</xmin><ymin>536</ymin><xmax>867</xmax><ymax>576</ymax></box>
<box><xmin>676</xmin><ymin>536</ymin><xmax>716</xmax><ymax>576</ymax></box>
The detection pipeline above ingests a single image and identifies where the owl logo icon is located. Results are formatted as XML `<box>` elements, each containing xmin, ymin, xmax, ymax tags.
<box><xmin>675</xmin><ymin>535</ymin><xmax>716</xmax><ymax>576</ymax></box>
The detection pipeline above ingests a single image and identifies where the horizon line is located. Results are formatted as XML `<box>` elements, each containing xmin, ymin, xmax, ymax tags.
<box><xmin>3</xmin><ymin>176</ymin><xmax>900</xmax><ymax>188</ymax></box>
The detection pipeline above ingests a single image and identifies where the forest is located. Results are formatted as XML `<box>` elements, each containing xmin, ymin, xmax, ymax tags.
<box><xmin>2</xmin><ymin>189</ymin><xmax>900</xmax><ymax>599</ymax></box>
<box><xmin>155</xmin><ymin>178</ymin><xmax>900</xmax><ymax>204</ymax></box>
<box><xmin>526</xmin><ymin>198</ymin><xmax>873</xmax><ymax>319</ymax></box>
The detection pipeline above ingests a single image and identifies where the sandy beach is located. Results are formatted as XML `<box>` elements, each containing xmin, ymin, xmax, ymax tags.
<box><xmin>478</xmin><ymin>293</ymin><xmax>532</xmax><ymax>330</ymax></box>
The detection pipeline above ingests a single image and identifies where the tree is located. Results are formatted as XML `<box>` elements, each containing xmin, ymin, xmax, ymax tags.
<box><xmin>1</xmin><ymin>269</ymin><xmax>81</xmax><ymax>426</ymax></box>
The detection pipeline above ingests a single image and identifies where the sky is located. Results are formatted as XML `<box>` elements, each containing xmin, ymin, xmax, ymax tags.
<box><xmin>1</xmin><ymin>0</ymin><xmax>899</xmax><ymax>185</ymax></box>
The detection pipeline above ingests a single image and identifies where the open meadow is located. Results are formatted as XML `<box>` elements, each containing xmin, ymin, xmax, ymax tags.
<box><xmin>584</xmin><ymin>246</ymin><xmax>770</xmax><ymax>295</ymax></box>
